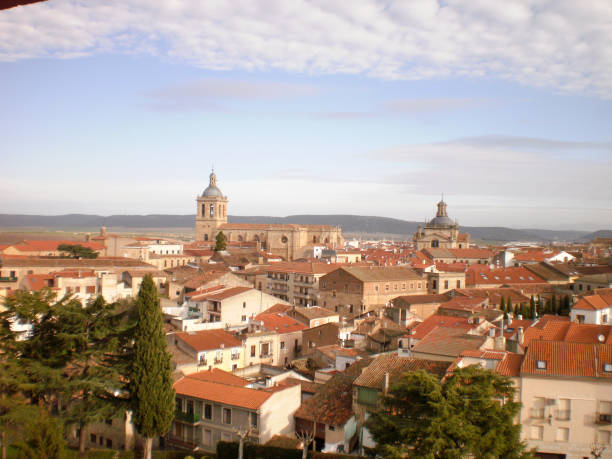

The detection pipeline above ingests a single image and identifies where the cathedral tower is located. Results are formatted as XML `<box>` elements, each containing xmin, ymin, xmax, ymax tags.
<box><xmin>195</xmin><ymin>171</ymin><xmax>228</xmax><ymax>241</ymax></box>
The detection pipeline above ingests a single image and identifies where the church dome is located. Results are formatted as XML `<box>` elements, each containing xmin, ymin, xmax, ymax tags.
<box><xmin>428</xmin><ymin>198</ymin><xmax>455</xmax><ymax>227</ymax></box>
<box><xmin>202</xmin><ymin>171</ymin><xmax>224</xmax><ymax>198</ymax></box>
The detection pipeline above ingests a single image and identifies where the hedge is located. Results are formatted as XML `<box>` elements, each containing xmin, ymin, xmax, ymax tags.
<box><xmin>216</xmin><ymin>441</ymin><xmax>368</xmax><ymax>459</ymax></box>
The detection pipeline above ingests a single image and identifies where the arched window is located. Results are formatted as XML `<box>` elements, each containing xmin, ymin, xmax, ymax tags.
<box><xmin>312</xmin><ymin>236</ymin><xmax>317</xmax><ymax>243</ymax></box>
<box><xmin>210</xmin><ymin>204</ymin><xmax>215</xmax><ymax>217</ymax></box>
<box><xmin>431</xmin><ymin>240</ymin><xmax>439</xmax><ymax>248</ymax></box>
<box><xmin>281</xmin><ymin>235</ymin><xmax>288</xmax><ymax>243</ymax></box>
<box><xmin>204</xmin><ymin>234</ymin><xmax>208</xmax><ymax>241</ymax></box>
<box><xmin>254</xmin><ymin>235</ymin><xmax>260</xmax><ymax>242</ymax></box>
<box><xmin>324</xmin><ymin>238</ymin><xmax>329</xmax><ymax>244</ymax></box>
<box><xmin>202</xmin><ymin>204</ymin><xmax>206</xmax><ymax>217</ymax></box>
<box><xmin>238</xmin><ymin>235</ymin><xmax>243</xmax><ymax>242</ymax></box>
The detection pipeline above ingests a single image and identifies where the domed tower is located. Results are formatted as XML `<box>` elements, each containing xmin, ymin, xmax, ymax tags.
<box><xmin>195</xmin><ymin>170</ymin><xmax>228</xmax><ymax>241</ymax></box>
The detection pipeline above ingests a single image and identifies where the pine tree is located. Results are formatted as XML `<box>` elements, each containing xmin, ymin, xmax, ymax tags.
<box><xmin>500</xmin><ymin>296</ymin><xmax>506</xmax><ymax>313</ymax></box>
<box><xmin>551</xmin><ymin>294</ymin><xmax>558</xmax><ymax>315</ymax></box>
<box><xmin>366</xmin><ymin>367</ymin><xmax>532</xmax><ymax>458</ymax></box>
<box><xmin>130</xmin><ymin>275</ymin><xmax>175</xmax><ymax>459</ymax></box>
<box><xmin>214</xmin><ymin>231</ymin><xmax>227</xmax><ymax>252</ymax></box>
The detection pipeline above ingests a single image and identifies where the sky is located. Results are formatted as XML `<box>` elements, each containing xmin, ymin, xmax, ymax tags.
<box><xmin>1</xmin><ymin>0</ymin><xmax>611</xmax><ymax>231</ymax></box>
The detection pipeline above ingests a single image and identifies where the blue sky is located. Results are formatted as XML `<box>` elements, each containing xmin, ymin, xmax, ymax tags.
<box><xmin>1</xmin><ymin>0</ymin><xmax>611</xmax><ymax>230</ymax></box>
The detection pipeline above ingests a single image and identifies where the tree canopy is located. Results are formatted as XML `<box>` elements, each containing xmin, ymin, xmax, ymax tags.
<box><xmin>57</xmin><ymin>244</ymin><xmax>99</xmax><ymax>259</ymax></box>
<box><xmin>129</xmin><ymin>274</ymin><xmax>175</xmax><ymax>459</ymax></box>
<box><xmin>214</xmin><ymin>231</ymin><xmax>227</xmax><ymax>252</ymax></box>
<box><xmin>366</xmin><ymin>366</ymin><xmax>533</xmax><ymax>459</ymax></box>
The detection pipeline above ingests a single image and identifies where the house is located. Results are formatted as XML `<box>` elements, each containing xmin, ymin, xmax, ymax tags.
<box><xmin>421</xmin><ymin>247</ymin><xmax>494</xmax><ymax>265</ymax></box>
<box><xmin>171</xmin><ymin>369</ymin><xmax>301</xmax><ymax>451</ymax></box>
<box><xmin>570</xmin><ymin>293</ymin><xmax>612</xmax><ymax>325</ymax></box>
<box><xmin>294</xmin><ymin>358</ymin><xmax>372</xmax><ymax>453</ymax></box>
<box><xmin>169</xmin><ymin>329</ymin><xmax>243</xmax><ymax>374</ymax></box>
<box><xmin>184</xmin><ymin>286</ymin><xmax>289</xmax><ymax>327</ymax></box>
<box><xmin>574</xmin><ymin>273</ymin><xmax>612</xmax><ymax>294</ymax></box>
<box><xmin>318</xmin><ymin>266</ymin><xmax>427</xmax><ymax>319</ymax></box>
<box><xmin>252</xmin><ymin>312</ymin><xmax>307</xmax><ymax>366</ymax></box>
<box><xmin>388</xmin><ymin>293</ymin><xmax>451</xmax><ymax>322</ymax></box>
<box><xmin>166</xmin><ymin>265</ymin><xmax>251</xmax><ymax>302</ymax></box>
<box><xmin>466</xmin><ymin>266</ymin><xmax>547</xmax><ymax>288</ymax></box>
<box><xmin>302</xmin><ymin>322</ymin><xmax>340</xmax><ymax>353</ymax></box>
<box><xmin>409</xmin><ymin>326</ymin><xmax>493</xmax><ymax>362</ymax></box>
<box><xmin>519</xmin><ymin>340</ymin><xmax>612</xmax><ymax>458</ymax></box>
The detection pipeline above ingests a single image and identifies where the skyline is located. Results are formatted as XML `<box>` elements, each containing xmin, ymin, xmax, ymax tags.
<box><xmin>1</xmin><ymin>1</ymin><xmax>611</xmax><ymax>231</ymax></box>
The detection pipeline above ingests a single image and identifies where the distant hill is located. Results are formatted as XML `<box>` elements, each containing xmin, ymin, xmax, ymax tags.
<box><xmin>0</xmin><ymin>213</ymin><xmax>604</xmax><ymax>242</ymax></box>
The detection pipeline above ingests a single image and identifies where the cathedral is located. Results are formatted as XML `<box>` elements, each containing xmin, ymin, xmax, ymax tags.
<box><xmin>413</xmin><ymin>199</ymin><xmax>471</xmax><ymax>250</ymax></box>
<box><xmin>195</xmin><ymin>171</ymin><xmax>344</xmax><ymax>260</ymax></box>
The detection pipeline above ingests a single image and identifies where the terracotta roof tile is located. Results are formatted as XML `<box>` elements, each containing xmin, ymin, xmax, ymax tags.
<box><xmin>174</xmin><ymin>377</ymin><xmax>273</xmax><ymax>409</ymax></box>
<box><xmin>182</xmin><ymin>368</ymin><xmax>249</xmax><ymax>387</ymax></box>
<box><xmin>254</xmin><ymin>313</ymin><xmax>307</xmax><ymax>334</ymax></box>
<box><xmin>522</xmin><ymin>340</ymin><xmax>612</xmax><ymax>378</ymax></box>
<box><xmin>175</xmin><ymin>329</ymin><xmax>242</xmax><ymax>352</ymax></box>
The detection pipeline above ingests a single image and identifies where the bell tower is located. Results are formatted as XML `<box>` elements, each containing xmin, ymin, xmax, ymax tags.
<box><xmin>195</xmin><ymin>170</ymin><xmax>228</xmax><ymax>241</ymax></box>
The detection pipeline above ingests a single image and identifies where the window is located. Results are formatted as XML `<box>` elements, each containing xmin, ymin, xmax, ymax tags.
<box><xmin>106</xmin><ymin>439</ymin><xmax>112</xmax><ymax>448</ymax></box>
<box><xmin>243</xmin><ymin>301</ymin><xmax>246</xmax><ymax>308</ymax></box>
<box><xmin>530</xmin><ymin>425</ymin><xmax>543</xmax><ymax>440</ymax></box>
<box><xmin>444</xmin><ymin>280</ymin><xmax>449</xmax><ymax>289</ymax></box>
<box><xmin>105</xmin><ymin>419</ymin><xmax>112</xmax><ymax>426</ymax></box>
<box><xmin>241</xmin><ymin>315</ymin><xmax>246</xmax><ymax>322</ymax></box>
<box><xmin>402</xmin><ymin>283</ymin><xmax>406</xmax><ymax>290</ymax></box>
<box><xmin>223</xmin><ymin>408</ymin><xmax>232</xmax><ymax>424</ymax></box>
<box><xmin>250</xmin><ymin>345</ymin><xmax>256</xmax><ymax>357</ymax></box>
<box><xmin>204</xmin><ymin>403</ymin><xmax>212</xmax><ymax>420</ymax></box>
<box><xmin>280</xmin><ymin>341</ymin><xmax>285</xmax><ymax>349</ymax></box>
<box><xmin>329</xmin><ymin>425</ymin><xmax>335</xmax><ymax>431</ymax></box>
<box><xmin>250</xmin><ymin>412</ymin><xmax>258</xmax><ymax>428</ymax></box>
<box><xmin>556</xmin><ymin>427</ymin><xmax>569</xmax><ymax>442</ymax></box>
<box><xmin>281</xmin><ymin>235</ymin><xmax>288</xmax><ymax>243</ymax></box>
<box><xmin>99</xmin><ymin>436</ymin><xmax>103</xmax><ymax>446</ymax></box>
<box><xmin>261</xmin><ymin>342</ymin><xmax>270</xmax><ymax>357</ymax></box>
<box><xmin>604</xmin><ymin>363</ymin><xmax>612</xmax><ymax>373</ymax></box>
<box><xmin>385</xmin><ymin>284</ymin><xmax>389</xmax><ymax>291</ymax></box>
<box><xmin>210</xmin><ymin>204</ymin><xmax>214</xmax><ymax>217</ymax></box>
<box><xmin>577</xmin><ymin>314</ymin><xmax>585</xmax><ymax>324</ymax></box>
<box><xmin>394</xmin><ymin>284</ymin><xmax>397</xmax><ymax>290</ymax></box>
<box><xmin>456</xmin><ymin>280</ymin><xmax>461</xmax><ymax>288</ymax></box>
<box><xmin>90</xmin><ymin>434</ymin><xmax>96</xmax><ymax>443</ymax></box>
<box><xmin>204</xmin><ymin>429</ymin><xmax>212</xmax><ymax>445</ymax></box>
<box><xmin>536</xmin><ymin>360</ymin><xmax>547</xmax><ymax>370</ymax></box>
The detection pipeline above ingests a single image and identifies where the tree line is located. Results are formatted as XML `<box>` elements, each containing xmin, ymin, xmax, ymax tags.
<box><xmin>0</xmin><ymin>275</ymin><xmax>174</xmax><ymax>459</ymax></box>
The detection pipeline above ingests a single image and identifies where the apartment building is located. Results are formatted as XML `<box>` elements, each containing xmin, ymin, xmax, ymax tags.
<box><xmin>318</xmin><ymin>266</ymin><xmax>427</xmax><ymax>318</ymax></box>
<box><xmin>520</xmin><ymin>340</ymin><xmax>612</xmax><ymax>459</ymax></box>
<box><xmin>171</xmin><ymin>370</ymin><xmax>301</xmax><ymax>451</ymax></box>
<box><xmin>170</xmin><ymin>329</ymin><xmax>243</xmax><ymax>374</ymax></box>
<box><xmin>259</xmin><ymin>261</ymin><xmax>341</xmax><ymax>306</ymax></box>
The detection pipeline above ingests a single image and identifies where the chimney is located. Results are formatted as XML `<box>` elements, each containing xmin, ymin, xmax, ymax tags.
<box><xmin>383</xmin><ymin>372</ymin><xmax>390</xmax><ymax>395</ymax></box>
<box><xmin>517</xmin><ymin>326</ymin><xmax>524</xmax><ymax>346</ymax></box>
<box><xmin>494</xmin><ymin>334</ymin><xmax>506</xmax><ymax>351</ymax></box>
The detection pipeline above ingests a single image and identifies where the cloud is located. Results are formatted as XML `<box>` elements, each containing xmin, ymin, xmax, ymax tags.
<box><xmin>1</xmin><ymin>0</ymin><xmax>611</xmax><ymax>98</ymax></box>
<box><xmin>145</xmin><ymin>78</ymin><xmax>319</xmax><ymax>110</ymax></box>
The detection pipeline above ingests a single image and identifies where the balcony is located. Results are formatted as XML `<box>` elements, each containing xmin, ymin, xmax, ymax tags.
<box><xmin>167</xmin><ymin>435</ymin><xmax>198</xmax><ymax>450</ymax></box>
<box><xmin>0</xmin><ymin>277</ymin><xmax>17</xmax><ymax>283</ymax></box>
<box><xmin>596</xmin><ymin>412</ymin><xmax>612</xmax><ymax>424</ymax></box>
<box><xmin>259</xmin><ymin>353</ymin><xmax>271</xmax><ymax>359</ymax></box>
<box><xmin>175</xmin><ymin>410</ymin><xmax>200</xmax><ymax>424</ymax></box>
<box><xmin>530</xmin><ymin>408</ymin><xmax>545</xmax><ymax>419</ymax></box>
<box><xmin>554</xmin><ymin>409</ymin><xmax>570</xmax><ymax>421</ymax></box>
<box><xmin>199</xmin><ymin>360</ymin><xmax>208</xmax><ymax>366</ymax></box>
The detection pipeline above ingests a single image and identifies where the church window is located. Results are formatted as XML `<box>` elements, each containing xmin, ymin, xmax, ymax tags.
<box><xmin>431</xmin><ymin>240</ymin><xmax>439</xmax><ymax>248</ymax></box>
<box><xmin>325</xmin><ymin>238</ymin><xmax>329</xmax><ymax>244</ymax></box>
<box><xmin>313</xmin><ymin>236</ymin><xmax>317</xmax><ymax>243</ymax></box>
<box><xmin>281</xmin><ymin>236</ymin><xmax>288</xmax><ymax>243</ymax></box>
<box><xmin>204</xmin><ymin>234</ymin><xmax>208</xmax><ymax>241</ymax></box>
<box><xmin>238</xmin><ymin>235</ymin><xmax>243</xmax><ymax>242</ymax></box>
<box><xmin>254</xmin><ymin>235</ymin><xmax>259</xmax><ymax>242</ymax></box>
<box><xmin>202</xmin><ymin>204</ymin><xmax>206</xmax><ymax>216</ymax></box>
<box><xmin>210</xmin><ymin>204</ymin><xmax>215</xmax><ymax>217</ymax></box>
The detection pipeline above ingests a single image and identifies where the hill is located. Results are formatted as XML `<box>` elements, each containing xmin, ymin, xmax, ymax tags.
<box><xmin>0</xmin><ymin>213</ymin><xmax>603</xmax><ymax>242</ymax></box>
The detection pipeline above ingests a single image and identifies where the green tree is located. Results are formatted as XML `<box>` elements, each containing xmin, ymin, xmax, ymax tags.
<box><xmin>129</xmin><ymin>275</ymin><xmax>175</xmax><ymax>459</ymax></box>
<box><xmin>12</xmin><ymin>407</ymin><xmax>65</xmax><ymax>459</ymax></box>
<box><xmin>500</xmin><ymin>296</ymin><xmax>506</xmax><ymax>314</ymax></box>
<box><xmin>530</xmin><ymin>296</ymin><xmax>537</xmax><ymax>318</ymax></box>
<box><xmin>366</xmin><ymin>367</ymin><xmax>532</xmax><ymax>459</ymax></box>
<box><xmin>57</xmin><ymin>244</ymin><xmax>99</xmax><ymax>259</ymax></box>
<box><xmin>214</xmin><ymin>231</ymin><xmax>227</xmax><ymax>252</ymax></box>
<box><xmin>61</xmin><ymin>296</ymin><xmax>129</xmax><ymax>454</ymax></box>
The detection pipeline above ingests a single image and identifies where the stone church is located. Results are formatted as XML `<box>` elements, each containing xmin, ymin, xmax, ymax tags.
<box><xmin>413</xmin><ymin>199</ymin><xmax>470</xmax><ymax>250</ymax></box>
<box><xmin>195</xmin><ymin>171</ymin><xmax>344</xmax><ymax>260</ymax></box>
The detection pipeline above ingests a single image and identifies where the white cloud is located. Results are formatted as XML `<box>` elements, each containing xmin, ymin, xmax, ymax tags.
<box><xmin>1</xmin><ymin>0</ymin><xmax>611</xmax><ymax>97</ymax></box>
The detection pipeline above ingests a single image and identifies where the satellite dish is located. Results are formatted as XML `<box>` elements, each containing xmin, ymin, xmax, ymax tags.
<box><xmin>598</xmin><ymin>334</ymin><xmax>605</xmax><ymax>343</ymax></box>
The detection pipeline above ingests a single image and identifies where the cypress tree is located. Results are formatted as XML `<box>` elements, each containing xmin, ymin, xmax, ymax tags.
<box><xmin>214</xmin><ymin>231</ymin><xmax>227</xmax><ymax>252</ymax></box>
<box><xmin>130</xmin><ymin>275</ymin><xmax>175</xmax><ymax>459</ymax></box>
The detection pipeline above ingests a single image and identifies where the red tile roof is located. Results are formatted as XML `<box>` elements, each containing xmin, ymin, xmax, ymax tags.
<box><xmin>254</xmin><ymin>313</ymin><xmax>307</xmax><ymax>334</ymax></box>
<box><xmin>467</xmin><ymin>266</ymin><xmax>546</xmax><ymax>286</ymax></box>
<box><xmin>174</xmin><ymin>377</ymin><xmax>273</xmax><ymax>409</ymax></box>
<box><xmin>175</xmin><ymin>329</ymin><xmax>242</xmax><ymax>352</ymax></box>
<box><xmin>181</xmin><ymin>368</ymin><xmax>249</xmax><ymax>387</ymax></box>
<box><xmin>265</xmin><ymin>261</ymin><xmax>342</xmax><ymax>275</ymax></box>
<box><xmin>409</xmin><ymin>314</ymin><xmax>473</xmax><ymax>340</ymax></box>
<box><xmin>573</xmin><ymin>294</ymin><xmax>612</xmax><ymax>311</ymax></box>
<box><xmin>522</xmin><ymin>340</ymin><xmax>612</xmax><ymax>378</ymax></box>
<box><xmin>202</xmin><ymin>286</ymin><xmax>252</xmax><ymax>300</ymax></box>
